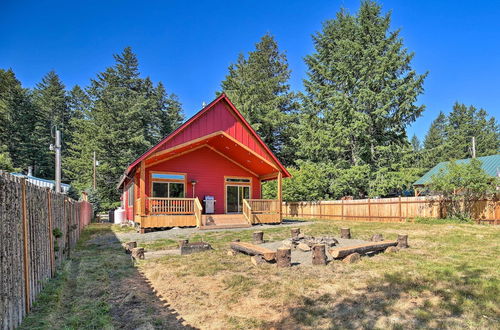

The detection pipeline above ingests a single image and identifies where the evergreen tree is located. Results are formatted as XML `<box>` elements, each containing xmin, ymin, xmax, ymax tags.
<box><xmin>154</xmin><ymin>82</ymin><xmax>183</xmax><ymax>138</ymax></box>
<box><xmin>66</xmin><ymin>47</ymin><xmax>184</xmax><ymax>207</ymax></box>
<box><xmin>296</xmin><ymin>0</ymin><xmax>427</xmax><ymax>197</ymax></box>
<box><xmin>446</xmin><ymin>103</ymin><xmax>499</xmax><ymax>159</ymax></box>
<box><xmin>32</xmin><ymin>71</ymin><xmax>70</xmax><ymax>178</ymax></box>
<box><xmin>221</xmin><ymin>33</ymin><xmax>298</xmax><ymax>164</ymax></box>
<box><xmin>0</xmin><ymin>69</ymin><xmax>38</xmax><ymax>173</ymax></box>
<box><xmin>65</xmin><ymin>85</ymin><xmax>95</xmax><ymax>191</ymax></box>
<box><xmin>298</xmin><ymin>1</ymin><xmax>426</xmax><ymax>168</ymax></box>
<box><xmin>422</xmin><ymin>111</ymin><xmax>447</xmax><ymax>168</ymax></box>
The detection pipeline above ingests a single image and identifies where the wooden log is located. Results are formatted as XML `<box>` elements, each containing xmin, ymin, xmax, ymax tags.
<box><xmin>329</xmin><ymin>240</ymin><xmax>397</xmax><ymax>259</ymax></box>
<box><xmin>385</xmin><ymin>246</ymin><xmax>399</xmax><ymax>253</ymax></box>
<box><xmin>230</xmin><ymin>241</ymin><xmax>276</xmax><ymax>261</ymax></box>
<box><xmin>312</xmin><ymin>244</ymin><xmax>327</xmax><ymax>265</ymax></box>
<box><xmin>123</xmin><ymin>241</ymin><xmax>137</xmax><ymax>253</ymax></box>
<box><xmin>371</xmin><ymin>234</ymin><xmax>383</xmax><ymax>242</ymax></box>
<box><xmin>178</xmin><ymin>239</ymin><xmax>189</xmax><ymax>247</ymax></box>
<box><xmin>253</xmin><ymin>231</ymin><xmax>264</xmax><ymax>244</ymax></box>
<box><xmin>251</xmin><ymin>255</ymin><xmax>265</xmax><ymax>266</ymax></box>
<box><xmin>291</xmin><ymin>228</ymin><xmax>300</xmax><ymax>238</ymax></box>
<box><xmin>340</xmin><ymin>228</ymin><xmax>351</xmax><ymax>239</ymax></box>
<box><xmin>343</xmin><ymin>253</ymin><xmax>361</xmax><ymax>263</ymax></box>
<box><xmin>397</xmin><ymin>234</ymin><xmax>408</xmax><ymax>248</ymax></box>
<box><xmin>131</xmin><ymin>247</ymin><xmax>145</xmax><ymax>260</ymax></box>
<box><xmin>276</xmin><ymin>247</ymin><xmax>291</xmax><ymax>268</ymax></box>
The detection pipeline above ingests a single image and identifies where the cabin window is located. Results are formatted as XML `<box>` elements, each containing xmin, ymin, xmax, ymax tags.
<box><xmin>127</xmin><ymin>183</ymin><xmax>134</xmax><ymax>206</ymax></box>
<box><xmin>152</xmin><ymin>182</ymin><xmax>185</xmax><ymax>198</ymax></box>
<box><xmin>150</xmin><ymin>172</ymin><xmax>186</xmax><ymax>198</ymax></box>
<box><xmin>225</xmin><ymin>178</ymin><xmax>251</xmax><ymax>183</ymax></box>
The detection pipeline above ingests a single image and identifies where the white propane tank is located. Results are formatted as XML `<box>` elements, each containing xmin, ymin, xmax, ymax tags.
<box><xmin>114</xmin><ymin>207</ymin><xmax>126</xmax><ymax>224</ymax></box>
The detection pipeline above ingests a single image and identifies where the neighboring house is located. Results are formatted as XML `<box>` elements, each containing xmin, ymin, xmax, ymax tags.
<box><xmin>117</xmin><ymin>94</ymin><xmax>291</xmax><ymax>232</ymax></box>
<box><xmin>413</xmin><ymin>154</ymin><xmax>500</xmax><ymax>196</ymax></box>
<box><xmin>10</xmin><ymin>172</ymin><xmax>71</xmax><ymax>193</ymax></box>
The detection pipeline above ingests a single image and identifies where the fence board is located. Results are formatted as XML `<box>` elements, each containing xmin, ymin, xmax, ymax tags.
<box><xmin>283</xmin><ymin>196</ymin><xmax>499</xmax><ymax>224</ymax></box>
<box><xmin>0</xmin><ymin>173</ymin><xmax>92</xmax><ymax>329</ymax></box>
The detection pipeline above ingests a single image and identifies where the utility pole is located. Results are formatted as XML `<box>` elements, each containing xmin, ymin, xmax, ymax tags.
<box><xmin>93</xmin><ymin>151</ymin><xmax>97</xmax><ymax>190</ymax></box>
<box><xmin>472</xmin><ymin>136</ymin><xmax>476</xmax><ymax>158</ymax></box>
<box><xmin>54</xmin><ymin>129</ymin><xmax>61</xmax><ymax>193</ymax></box>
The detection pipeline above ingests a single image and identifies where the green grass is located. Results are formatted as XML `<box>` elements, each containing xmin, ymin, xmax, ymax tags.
<box><xmin>139</xmin><ymin>220</ymin><xmax>500</xmax><ymax>329</ymax></box>
<box><xmin>19</xmin><ymin>224</ymin><xmax>169</xmax><ymax>330</ymax></box>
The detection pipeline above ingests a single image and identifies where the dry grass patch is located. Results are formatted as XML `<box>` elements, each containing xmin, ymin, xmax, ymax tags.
<box><xmin>138</xmin><ymin>221</ymin><xmax>499</xmax><ymax>329</ymax></box>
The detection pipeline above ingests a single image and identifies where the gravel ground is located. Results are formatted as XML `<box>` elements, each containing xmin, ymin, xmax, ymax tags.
<box><xmin>116</xmin><ymin>220</ymin><xmax>312</xmax><ymax>244</ymax></box>
<box><xmin>260</xmin><ymin>237</ymin><xmax>369</xmax><ymax>266</ymax></box>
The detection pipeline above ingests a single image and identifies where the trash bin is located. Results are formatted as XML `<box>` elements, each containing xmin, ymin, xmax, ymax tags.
<box><xmin>108</xmin><ymin>209</ymin><xmax>115</xmax><ymax>223</ymax></box>
<box><xmin>203</xmin><ymin>195</ymin><xmax>216</xmax><ymax>214</ymax></box>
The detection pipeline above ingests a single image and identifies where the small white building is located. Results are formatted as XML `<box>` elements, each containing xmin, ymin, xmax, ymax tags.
<box><xmin>10</xmin><ymin>172</ymin><xmax>71</xmax><ymax>193</ymax></box>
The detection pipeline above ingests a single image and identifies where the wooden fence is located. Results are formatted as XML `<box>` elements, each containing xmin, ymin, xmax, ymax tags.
<box><xmin>0</xmin><ymin>173</ymin><xmax>92</xmax><ymax>329</ymax></box>
<box><xmin>283</xmin><ymin>196</ymin><xmax>500</xmax><ymax>224</ymax></box>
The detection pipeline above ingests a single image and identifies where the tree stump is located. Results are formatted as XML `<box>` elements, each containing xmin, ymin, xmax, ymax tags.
<box><xmin>397</xmin><ymin>234</ymin><xmax>408</xmax><ymax>248</ymax></box>
<box><xmin>276</xmin><ymin>247</ymin><xmax>291</xmax><ymax>268</ymax></box>
<box><xmin>253</xmin><ymin>231</ymin><xmax>264</xmax><ymax>244</ymax></box>
<box><xmin>251</xmin><ymin>255</ymin><xmax>265</xmax><ymax>266</ymax></box>
<box><xmin>124</xmin><ymin>241</ymin><xmax>137</xmax><ymax>254</ymax></box>
<box><xmin>178</xmin><ymin>239</ymin><xmax>189</xmax><ymax>247</ymax></box>
<box><xmin>385</xmin><ymin>246</ymin><xmax>399</xmax><ymax>253</ymax></box>
<box><xmin>291</xmin><ymin>228</ymin><xmax>300</xmax><ymax>239</ymax></box>
<box><xmin>312</xmin><ymin>244</ymin><xmax>327</xmax><ymax>265</ymax></box>
<box><xmin>131</xmin><ymin>247</ymin><xmax>145</xmax><ymax>260</ymax></box>
<box><xmin>371</xmin><ymin>234</ymin><xmax>383</xmax><ymax>242</ymax></box>
<box><xmin>343</xmin><ymin>252</ymin><xmax>360</xmax><ymax>263</ymax></box>
<box><xmin>340</xmin><ymin>228</ymin><xmax>351</xmax><ymax>239</ymax></box>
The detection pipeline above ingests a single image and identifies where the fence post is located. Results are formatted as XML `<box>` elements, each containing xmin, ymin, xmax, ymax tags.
<box><xmin>21</xmin><ymin>179</ymin><xmax>30</xmax><ymax>313</ymax></box>
<box><xmin>341</xmin><ymin>199</ymin><xmax>344</xmax><ymax>221</ymax></box>
<box><xmin>47</xmin><ymin>190</ymin><xmax>55</xmax><ymax>276</ymax></box>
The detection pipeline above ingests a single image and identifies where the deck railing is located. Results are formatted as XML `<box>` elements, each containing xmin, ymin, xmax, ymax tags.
<box><xmin>147</xmin><ymin>197</ymin><xmax>195</xmax><ymax>215</ymax></box>
<box><xmin>247</xmin><ymin>199</ymin><xmax>280</xmax><ymax>214</ymax></box>
<box><xmin>242</xmin><ymin>199</ymin><xmax>252</xmax><ymax>224</ymax></box>
<box><xmin>194</xmin><ymin>198</ymin><xmax>203</xmax><ymax>227</ymax></box>
<box><xmin>134</xmin><ymin>198</ymin><xmax>141</xmax><ymax>216</ymax></box>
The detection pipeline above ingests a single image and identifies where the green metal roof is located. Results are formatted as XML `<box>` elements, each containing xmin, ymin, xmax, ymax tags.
<box><xmin>413</xmin><ymin>154</ymin><xmax>500</xmax><ymax>186</ymax></box>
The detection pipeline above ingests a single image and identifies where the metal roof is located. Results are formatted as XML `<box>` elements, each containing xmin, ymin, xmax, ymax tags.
<box><xmin>413</xmin><ymin>154</ymin><xmax>500</xmax><ymax>186</ymax></box>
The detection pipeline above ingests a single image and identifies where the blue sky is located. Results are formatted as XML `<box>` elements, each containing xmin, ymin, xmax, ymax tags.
<box><xmin>1</xmin><ymin>0</ymin><xmax>499</xmax><ymax>140</ymax></box>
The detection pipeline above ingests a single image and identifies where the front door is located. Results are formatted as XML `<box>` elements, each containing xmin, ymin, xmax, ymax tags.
<box><xmin>226</xmin><ymin>185</ymin><xmax>250</xmax><ymax>213</ymax></box>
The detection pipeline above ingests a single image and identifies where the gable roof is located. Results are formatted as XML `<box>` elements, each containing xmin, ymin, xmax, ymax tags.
<box><xmin>119</xmin><ymin>94</ymin><xmax>290</xmax><ymax>186</ymax></box>
<box><xmin>413</xmin><ymin>154</ymin><xmax>500</xmax><ymax>186</ymax></box>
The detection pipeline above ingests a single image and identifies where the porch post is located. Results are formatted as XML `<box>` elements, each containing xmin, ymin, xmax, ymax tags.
<box><xmin>278</xmin><ymin>171</ymin><xmax>282</xmax><ymax>222</ymax></box>
<box><xmin>140</xmin><ymin>160</ymin><xmax>146</xmax><ymax>216</ymax></box>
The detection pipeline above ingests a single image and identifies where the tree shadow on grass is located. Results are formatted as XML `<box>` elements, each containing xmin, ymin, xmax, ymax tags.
<box><xmin>265</xmin><ymin>263</ymin><xmax>493</xmax><ymax>329</ymax></box>
<box><xmin>21</xmin><ymin>224</ymin><xmax>197</xmax><ymax>330</ymax></box>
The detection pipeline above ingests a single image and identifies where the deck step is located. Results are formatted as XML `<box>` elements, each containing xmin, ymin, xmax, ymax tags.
<box><xmin>198</xmin><ymin>223</ymin><xmax>251</xmax><ymax>230</ymax></box>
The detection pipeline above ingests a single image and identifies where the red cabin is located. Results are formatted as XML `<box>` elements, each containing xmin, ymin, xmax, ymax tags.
<box><xmin>117</xmin><ymin>94</ymin><xmax>290</xmax><ymax>232</ymax></box>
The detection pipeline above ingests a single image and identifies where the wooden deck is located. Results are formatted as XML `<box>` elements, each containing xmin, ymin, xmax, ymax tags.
<box><xmin>199</xmin><ymin>214</ymin><xmax>251</xmax><ymax>230</ymax></box>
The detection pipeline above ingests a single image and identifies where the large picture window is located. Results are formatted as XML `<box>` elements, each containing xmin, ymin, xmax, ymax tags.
<box><xmin>150</xmin><ymin>172</ymin><xmax>186</xmax><ymax>198</ymax></box>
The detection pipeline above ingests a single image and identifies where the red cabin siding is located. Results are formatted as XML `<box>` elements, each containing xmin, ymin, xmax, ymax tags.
<box><xmin>145</xmin><ymin>146</ymin><xmax>260</xmax><ymax>214</ymax></box>
<box><xmin>156</xmin><ymin>101</ymin><xmax>273</xmax><ymax>163</ymax></box>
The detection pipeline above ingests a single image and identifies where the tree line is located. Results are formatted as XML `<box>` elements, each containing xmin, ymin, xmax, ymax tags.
<box><xmin>1</xmin><ymin>1</ymin><xmax>499</xmax><ymax>207</ymax></box>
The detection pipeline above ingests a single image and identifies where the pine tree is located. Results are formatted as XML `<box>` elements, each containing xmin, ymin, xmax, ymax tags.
<box><xmin>65</xmin><ymin>47</ymin><xmax>184</xmax><ymax>207</ymax></box>
<box><xmin>296</xmin><ymin>0</ymin><xmax>427</xmax><ymax>197</ymax></box>
<box><xmin>32</xmin><ymin>71</ymin><xmax>70</xmax><ymax>178</ymax></box>
<box><xmin>221</xmin><ymin>33</ymin><xmax>298</xmax><ymax>164</ymax></box>
<box><xmin>154</xmin><ymin>82</ymin><xmax>183</xmax><ymax>138</ymax></box>
<box><xmin>298</xmin><ymin>1</ymin><xmax>426</xmax><ymax>168</ymax></box>
<box><xmin>65</xmin><ymin>85</ymin><xmax>94</xmax><ymax>191</ymax></box>
<box><xmin>0</xmin><ymin>69</ymin><xmax>38</xmax><ymax>172</ymax></box>
<box><xmin>422</xmin><ymin>111</ymin><xmax>447</xmax><ymax>167</ymax></box>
